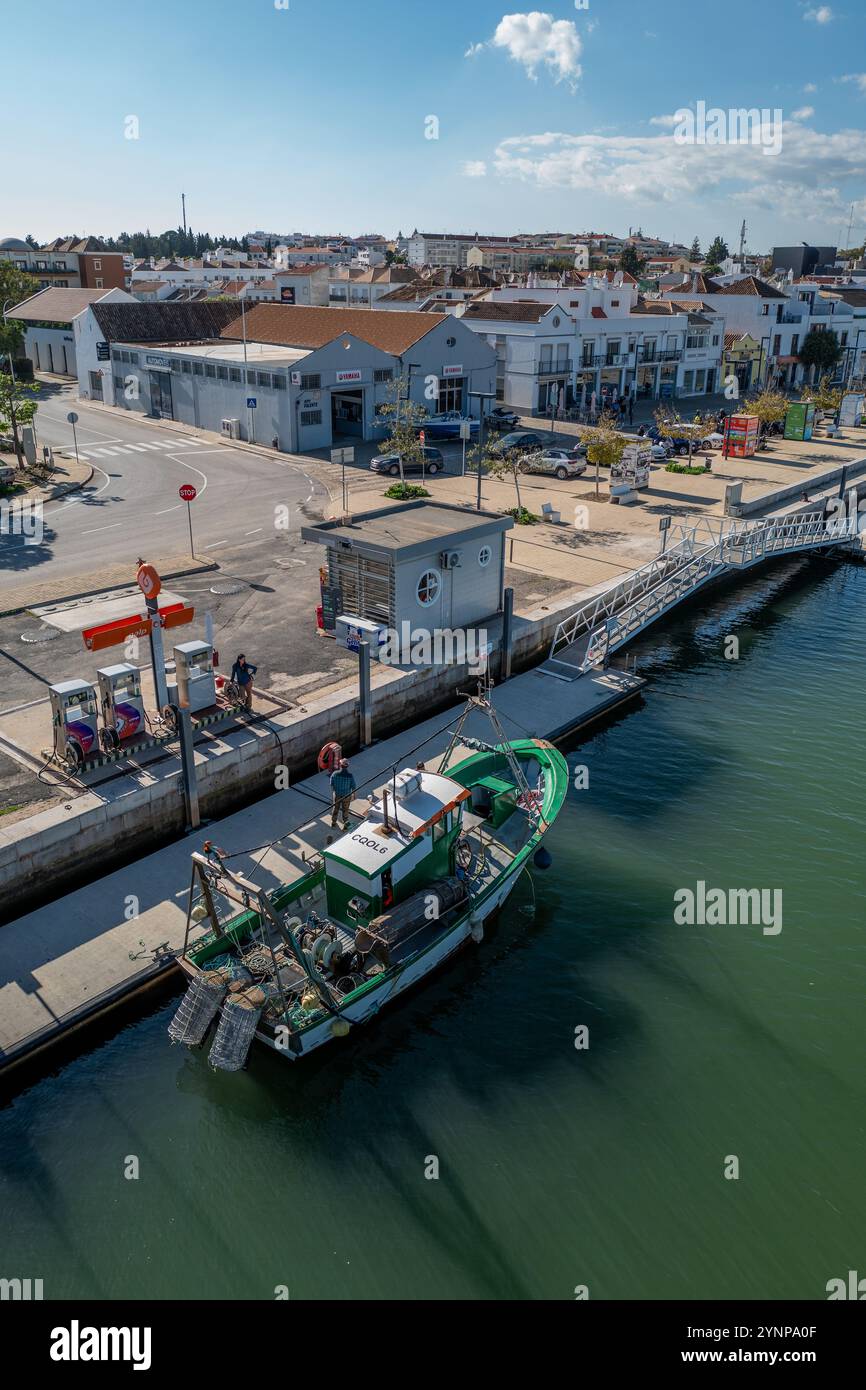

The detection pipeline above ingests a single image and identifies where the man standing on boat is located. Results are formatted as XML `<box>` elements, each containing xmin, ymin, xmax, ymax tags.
<box><xmin>330</xmin><ymin>758</ymin><xmax>356</xmax><ymax>832</ymax></box>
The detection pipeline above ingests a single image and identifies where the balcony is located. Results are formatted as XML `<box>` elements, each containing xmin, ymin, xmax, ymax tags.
<box><xmin>535</xmin><ymin>358</ymin><xmax>573</xmax><ymax>376</ymax></box>
<box><xmin>604</xmin><ymin>352</ymin><xmax>631</xmax><ymax>367</ymax></box>
<box><xmin>641</xmin><ymin>348</ymin><xmax>681</xmax><ymax>363</ymax></box>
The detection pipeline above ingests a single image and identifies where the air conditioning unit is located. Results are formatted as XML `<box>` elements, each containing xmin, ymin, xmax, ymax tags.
<box><xmin>439</xmin><ymin>550</ymin><xmax>462</xmax><ymax>569</ymax></box>
<box><xmin>221</xmin><ymin>418</ymin><xmax>241</xmax><ymax>439</ymax></box>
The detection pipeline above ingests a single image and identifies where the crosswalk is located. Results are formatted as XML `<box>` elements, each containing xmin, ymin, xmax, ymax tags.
<box><xmin>72</xmin><ymin>437</ymin><xmax>207</xmax><ymax>460</ymax></box>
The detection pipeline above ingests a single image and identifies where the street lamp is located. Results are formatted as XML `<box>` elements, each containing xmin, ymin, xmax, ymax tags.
<box><xmin>467</xmin><ymin>372</ymin><xmax>496</xmax><ymax>512</ymax></box>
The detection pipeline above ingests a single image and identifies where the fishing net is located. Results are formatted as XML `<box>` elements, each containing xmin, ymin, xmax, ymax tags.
<box><xmin>168</xmin><ymin>976</ymin><xmax>226</xmax><ymax>1045</ymax></box>
<box><xmin>208</xmin><ymin>995</ymin><xmax>262</xmax><ymax>1072</ymax></box>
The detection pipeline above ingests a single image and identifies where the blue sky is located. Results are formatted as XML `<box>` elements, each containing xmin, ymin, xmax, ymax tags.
<box><xmin>5</xmin><ymin>0</ymin><xmax>866</xmax><ymax>251</ymax></box>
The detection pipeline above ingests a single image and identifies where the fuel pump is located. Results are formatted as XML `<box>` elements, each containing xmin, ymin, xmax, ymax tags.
<box><xmin>97</xmin><ymin>663</ymin><xmax>146</xmax><ymax>751</ymax></box>
<box><xmin>172</xmin><ymin>639</ymin><xmax>216</xmax><ymax>714</ymax></box>
<box><xmin>49</xmin><ymin>680</ymin><xmax>99</xmax><ymax>767</ymax></box>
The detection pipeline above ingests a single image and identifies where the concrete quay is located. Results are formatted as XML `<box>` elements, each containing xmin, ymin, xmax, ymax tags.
<box><xmin>0</xmin><ymin>661</ymin><xmax>642</xmax><ymax>1078</ymax></box>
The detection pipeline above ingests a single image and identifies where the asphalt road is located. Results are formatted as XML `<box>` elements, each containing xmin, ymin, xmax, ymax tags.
<box><xmin>0</xmin><ymin>381</ymin><xmax>328</xmax><ymax>596</ymax></box>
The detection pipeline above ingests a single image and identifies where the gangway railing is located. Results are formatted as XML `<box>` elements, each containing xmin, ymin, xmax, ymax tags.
<box><xmin>547</xmin><ymin>526</ymin><xmax>714</xmax><ymax>661</ymax></box>
<box><xmin>578</xmin><ymin>512</ymin><xmax>858</xmax><ymax>673</ymax></box>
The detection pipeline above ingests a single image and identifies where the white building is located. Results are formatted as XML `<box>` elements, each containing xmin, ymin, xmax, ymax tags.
<box><xmin>76</xmin><ymin>302</ymin><xmax>495</xmax><ymax>455</ymax></box>
<box><xmin>7</xmin><ymin>286</ymin><xmax>135</xmax><ymax>377</ymax></box>
<box><xmin>460</xmin><ymin>275</ymin><xmax>723</xmax><ymax>411</ymax></box>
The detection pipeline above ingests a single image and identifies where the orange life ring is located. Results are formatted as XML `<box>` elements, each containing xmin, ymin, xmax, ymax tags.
<box><xmin>317</xmin><ymin>741</ymin><xmax>342</xmax><ymax>773</ymax></box>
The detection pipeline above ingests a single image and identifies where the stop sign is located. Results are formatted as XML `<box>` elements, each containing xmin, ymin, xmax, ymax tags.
<box><xmin>179</xmin><ymin>484</ymin><xmax>197</xmax><ymax>502</ymax></box>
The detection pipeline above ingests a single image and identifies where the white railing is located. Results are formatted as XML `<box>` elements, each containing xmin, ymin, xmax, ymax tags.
<box><xmin>578</xmin><ymin>512</ymin><xmax>858</xmax><ymax>671</ymax></box>
<box><xmin>548</xmin><ymin>528</ymin><xmax>714</xmax><ymax>658</ymax></box>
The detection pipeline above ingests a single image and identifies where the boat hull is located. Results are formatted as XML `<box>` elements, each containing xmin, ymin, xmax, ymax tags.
<box><xmin>255</xmin><ymin>843</ymin><xmax>527</xmax><ymax>1060</ymax></box>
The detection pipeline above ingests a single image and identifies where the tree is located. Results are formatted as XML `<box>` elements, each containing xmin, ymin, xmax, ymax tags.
<box><xmin>706</xmin><ymin>236</ymin><xmax>729</xmax><ymax>265</ymax></box>
<box><xmin>25</xmin><ymin>234</ymin><xmax>39</xmax><ymax>249</ymax></box>
<box><xmin>581</xmin><ymin>412</ymin><xmax>627</xmax><ymax>497</ymax></box>
<box><xmin>482</xmin><ymin>440</ymin><xmax>526</xmax><ymax>513</ymax></box>
<box><xmin>0</xmin><ymin>263</ymin><xmax>39</xmax><ymax>361</ymax></box>
<box><xmin>373</xmin><ymin>375</ymin><xmax>428</xmax><ymax>488</ymax></box>
<box><xmin>800</xmin><ymin>375</ymin><xmax>843</xmax><ymax>414</ymax></box>
<box><xmin>619</xmin><ymin>245</ymin><xmax>645</xmax><ymax>277</ymax></box>
<box><xmin>797</xmin><ymin>329</ymin><xmax>842</xmax><ymax>380</ymax></box>
<box><xmin>689</xmin><ymin>237</ymin><xmax>702</xmax><ymax>262</ymax></box>
<box><xmin>702</xmin><ymin>263</ymin><xmax>723</xmax><ymax>276</ymax></box>
<box><xmin>743</xmin><ymin>389</ymin><xmax>788</xmax><ymax>443</ymax></box>
<box><xmin>0</xmin><ymin>370</ymin><xmax>40</xmax><ymax>467</ymax></box>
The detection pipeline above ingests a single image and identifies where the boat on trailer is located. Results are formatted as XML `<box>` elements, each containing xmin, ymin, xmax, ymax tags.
<box><xmin>169</xmin><ymin>691</ymin><xmax>568</xmax><ymax>1070</ymax></box>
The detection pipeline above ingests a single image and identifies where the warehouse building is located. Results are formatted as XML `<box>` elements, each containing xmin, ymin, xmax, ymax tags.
<box><xmin>86</xmin><ymin>304</ymin><xmax>496</xmax><ymax>453</ymax></box>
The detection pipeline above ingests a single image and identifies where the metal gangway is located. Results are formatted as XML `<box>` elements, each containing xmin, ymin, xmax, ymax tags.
<box><xmin>541</xmin><ymin>509</ymin><xmax>860</xmax><ymax>680</ymax></box>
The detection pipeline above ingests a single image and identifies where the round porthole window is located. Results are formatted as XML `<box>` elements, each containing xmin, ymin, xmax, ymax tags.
<box><xmin>417</xmin><ymin>570</ymin><xmax>440</xmax><ymax>606</ymax></box>
<box><xmin>552</xmin><ymin>315</ymin><xmax>561</xmax><ymax>327</ymax></box>
<box><xmin>478</xmin><ymin>546</ymin><xmax>492</xmax><ymax>567</ymax></box>
<box><xmin>447</xmin><ymin>336</ymin><xmax>457</xmax><ymax>348</ymax></box>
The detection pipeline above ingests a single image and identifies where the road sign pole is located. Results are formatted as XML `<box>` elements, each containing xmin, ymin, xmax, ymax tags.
<box><xmin>178</xmin><ymin>484</ymin><xmax>197</xmax><ymax>557</ymax></box>
<box><xmin>342</xmin><ymin>456</ymin><xmax>347</xmax><ymax>513</ymax></box>
<box><xmin>67</xmin><ymin>411</ymin><xmax>80</xmax><ymax>470</ymax></box>
<box><xmin>359</xmin><ymin>640</ymin><xmax>372</xmax><ymax>748</ymax></box>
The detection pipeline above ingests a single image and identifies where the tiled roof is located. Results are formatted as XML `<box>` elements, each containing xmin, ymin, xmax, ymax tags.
<box><xmin>274</xmin><ymin>264</ymin><xmax>328</xmax><ymax>277</ymax></box>
<box><xmin>90</xmin><ymin>300</ymin><xmax>244</xmax><ymax>342</ymax></box>
<box><xmin>708</xmin><ymin>276</ymin><xmax>786</xmax><ymax>299</ymax></box>
<box><xmin>461</xmin><ymin>301</ymin><xmax>551</xmax><ymax>323</ymax></box>
<box><xmin>219</xmin><ymin>304</ymin><xmax>446</xmax><ymax>353</ymax></box>
<box><xmin>6</xmin><ymin>287</ymin><xmax>117</xmax><ymax>322</ymax></box>
<box><xmin>667</xmin><ymin>299</ymin><xmax>716</xmax><ymax>313</ymax></box>
<box><xmin>375</xmin><ymin>284</ymin><xmax>426</xmax><ymax>303</ymax></box>
<box><xmin>822</xmin><ymin>288</ymin><xmax>866</xmax><ymax>307</ymax></box>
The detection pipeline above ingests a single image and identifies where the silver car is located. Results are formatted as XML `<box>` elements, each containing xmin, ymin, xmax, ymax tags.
<box><xmin>518</xmin><ymin>450</ymin><xmax>587</xmax><ymax>480</ymax></box>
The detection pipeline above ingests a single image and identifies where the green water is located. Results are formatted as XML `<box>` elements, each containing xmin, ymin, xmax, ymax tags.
<box><xmin>2</xmin><ymin>554</ymin><xmax>865</xmax><ymax>1301</ymax></box>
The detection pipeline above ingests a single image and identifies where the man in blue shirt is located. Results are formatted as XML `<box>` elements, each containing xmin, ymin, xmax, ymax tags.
<box><xmin>329</xmin><ymin>758</ymin><xmax>356</xmax><ymax>831</ymax></box>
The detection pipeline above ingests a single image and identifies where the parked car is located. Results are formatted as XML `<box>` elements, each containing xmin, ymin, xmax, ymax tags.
<box><xmin>647</xmin><ymin>425</ymin><xmax>708</xmax><ymax>457</ymax></box>
<box><xmin>648</xmin><ymin>441</ymin><xmax>673</xmax><ymax>462</ymax></box>
<box><xmin>415</xmin><ymin>410</ymin><xmax>479</xmax><ymax>440</ymax></box>
<box><xmin>369</xmin><ymin>447</ymin><xmax>444</xmax><ymax>477</ymax></box>
<box><xmin>542</xmin><ymin>443</ymin><xmax>588</xmax><ymax>462</ymax></box>
<box><xmin>490</xmin><ymin>430</ymin><xmax>544</xmax><ymax>458</ymax></box>
<box><xmin>519</xmin><ymin>451</ymin><xmax>587</xmax><ymax>480</ymax></box>
<box><xmin>484</xmin><ymin>406</ymin><xmax>520</xmax><ymax>431</ymax></box>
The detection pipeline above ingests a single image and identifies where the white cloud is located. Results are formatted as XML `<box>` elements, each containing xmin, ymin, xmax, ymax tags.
<box><xmin>490</xmin><ymin>12</ymin><xmax>583</xmax><ymax>86</ymax></box>
<box><xmin>804</xmin><ymin>82</ymin><xmax>818</xmax><ymax>93</ymax></box>
<box><xmin>465</xmin><ymin>42</ymin><xmax>486</xmax><ymax>58</ymax></box>
<box><xmin>839</xmin><ymin>73</ymin><xmax>866</xmax><ymax>92</ymax></box>
<box><xmin>490</xmin><ymin>123</ymin><xmax>866</xmax><ymax>224</ymax></box>
<box><xmin>461</xmin><ymin>160</ymin><xmax>488</xmax><ymax>178</ymax></box>
<box><xmin>804</xmin><ymin>6</ymin><xmax>833</xmax><ymax>22</ymax></box>
<box><xmin>791</xmin><ymin>105</ymin><xmax>815</xmax><ymax>119</ymax></box>
<box><xmin>649</xmin><ymin>113</ymin><xmax>680</xmax><ymax>127</ymax></box>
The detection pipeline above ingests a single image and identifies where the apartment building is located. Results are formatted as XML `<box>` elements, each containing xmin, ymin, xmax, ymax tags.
<box><xmin>664</xmin><ymin>274</ymin><xmax>856</xmax><ymax>389</ymax></box>
<box><xmin>1</xmin><ymin>236</ymin><xmax>129</xmax><ymax>291</ymax></box>
<box><xmin>407</xmin><ymin>231</ymin><xmax>523</xmax><ymax>269</ymax></box>
<box><xmin>460</xmin><ymin>277</ymin><xmax>722</xmax><ymax>412</ymax></box>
